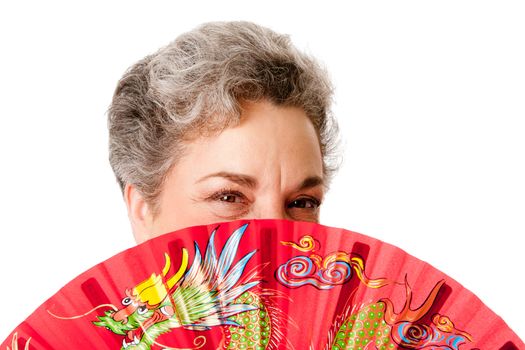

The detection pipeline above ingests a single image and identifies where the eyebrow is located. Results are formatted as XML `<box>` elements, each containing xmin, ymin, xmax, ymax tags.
<box><xmin>299</xmin><ymin>176</ymin><xmax>324</xmax><ymax>191</ymax></box>
<box><xmin>196</xmin><ymin>172</ymin><xmax>258</xmax><ymax>189</ymax></box>
<box><xmin>195</xmin><ymin>171</ymin><xmax>324</xmax><ymax>191</ymax></box>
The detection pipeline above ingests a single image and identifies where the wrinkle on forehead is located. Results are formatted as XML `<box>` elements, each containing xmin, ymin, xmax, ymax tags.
<box><xmin>165</xmin><ymin>99</ymin><xmax>323</xmax><ymax>194</ymax></box>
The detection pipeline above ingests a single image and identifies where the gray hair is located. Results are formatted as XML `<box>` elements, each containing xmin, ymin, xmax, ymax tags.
<box><xmin>108</xmin><ymin>21</ymin><xmax>340</xmax><ymax>218</ymax></box>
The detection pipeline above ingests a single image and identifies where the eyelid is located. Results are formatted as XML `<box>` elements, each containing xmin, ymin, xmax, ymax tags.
<box><xmin>204</xmin><ymin>187</ymin><xmax>251</xmax><ymax>220</ymax></box>
<box><xmin>288</xmin><ymin>196</ymin><xmax>322</xmax><ymax>209</ymax></box>
<box><xmin>308</xmin><ymin>195</ymin><xmax>322</xmax><ymax>206</ymax></box>
<box><xmin>206</xmin><ymin>187</ymin><xmax>249</xmax><ymax>203</ymax></box>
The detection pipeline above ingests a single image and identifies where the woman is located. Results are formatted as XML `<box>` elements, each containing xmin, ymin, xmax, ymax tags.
<box><xmin>2</xmin><ymin>19</ymin><xmax>524</xmax><ymax>348</ymax></box>
<box><xmin>108</xmin><ymin>21</ymin><xmax>340</xmax><ymax>243</ymax></box>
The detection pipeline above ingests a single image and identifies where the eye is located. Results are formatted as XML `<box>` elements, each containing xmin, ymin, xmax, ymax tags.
<box><xmin>217</xmin><ymin>193</ymin><xmax>242</xmax><ymax>203</ymax></box>
<box><xmin>122</xmin><ymin>297</ymin><xmax>132</xmax><ymax>306</ymax></box>
<box><xmin>209</xmin><ymin>189</ymin><xmax>247</xmax><ymax>204</ymax></box>
<box><xmin>287</xmin><ymin>197</ymin><xmax>321</xmax><ymax>209</ymax></box>
<box><xmin>204</xmin><ymin>188</ymin><xmax>250</xmax><ymax>219</ymax></box>
<box><xmin>137</xmin><ymin>305</ymin><xmax>148</xmax><ymax>315</ymax></box>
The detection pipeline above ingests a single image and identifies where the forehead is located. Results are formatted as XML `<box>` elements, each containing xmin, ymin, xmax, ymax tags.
<box><xmin>176</xmin><ymin>101</ymin><xmax>323</xmax><ymax>187</ymax></box>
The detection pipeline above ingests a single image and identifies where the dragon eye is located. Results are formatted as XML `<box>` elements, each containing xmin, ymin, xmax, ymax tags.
<box><xmin>137</xmin><ymin>305</ymin><xmax>148</xmax><ymax>315</ymax></box>
<box><xmin>122</xmin><ymin>297</ymin><xmax>132</xmax><ymax>306</ymax></box>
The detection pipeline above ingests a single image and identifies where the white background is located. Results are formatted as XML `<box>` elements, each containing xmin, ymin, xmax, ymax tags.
<box><xmin>1</xmin><ymin>0</ymin><xmax>524</xmax><ymax>342</ymax></box>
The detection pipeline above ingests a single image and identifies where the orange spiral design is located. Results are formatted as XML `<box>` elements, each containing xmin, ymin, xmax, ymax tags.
<box><xmin>280</xmin><ymin>235</ymin><xmax>318</xmax><ymax>252</ymax></box>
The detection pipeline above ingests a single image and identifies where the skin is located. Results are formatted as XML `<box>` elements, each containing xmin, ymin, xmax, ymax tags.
<box><xmin>126</xmin><ymin>100</ymin><xmax>325</xmax><ymax>244</ymax></box>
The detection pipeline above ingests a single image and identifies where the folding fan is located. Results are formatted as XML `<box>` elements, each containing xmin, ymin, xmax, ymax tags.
<box><xmin>2</xmin><ymin>219</ymin><xmax>523</xmax><ymax>349</ymax></box>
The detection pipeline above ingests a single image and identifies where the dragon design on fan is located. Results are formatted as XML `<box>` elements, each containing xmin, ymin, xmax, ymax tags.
<box><xmin>327</xmin><ymin>279</ymin><xmax>473</xmax><ymax>350</ymax></box>
<box><xmin>277</xmin><ymin>234</ymin><xmax>475</xmax><ymax>349</ymax></box>
<box><xmin>92</xmin><ymin>224</ymin><xmax>283</xmax><ymax>350</ymax></box>
<box><xmin>39</xmin><ymin>225</ymin><xmax>480</xmax><ymax>349</ymax></box>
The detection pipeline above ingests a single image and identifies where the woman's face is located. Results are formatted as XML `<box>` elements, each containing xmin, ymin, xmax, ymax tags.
<box><xmin>127</xmin><ymin>100</ymin><xmax>325</xmax><ymax>243</ymax></box>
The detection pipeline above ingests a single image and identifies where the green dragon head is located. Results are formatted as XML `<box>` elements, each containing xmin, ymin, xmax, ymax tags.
<box><xmin>94</xmin><ymin>251</ymin><xmax>188</xmax><ymax>349</ymax></box>
<box><xmin>94</xmin><ymin>290</ymin><xmax>177</xmax><ymax>349</ymax></box>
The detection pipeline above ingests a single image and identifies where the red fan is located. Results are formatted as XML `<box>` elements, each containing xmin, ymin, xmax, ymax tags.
<box><xmin>2</xmin><ymin>219</ymin><xmax>523</xmax><ymax>349</ymax></box>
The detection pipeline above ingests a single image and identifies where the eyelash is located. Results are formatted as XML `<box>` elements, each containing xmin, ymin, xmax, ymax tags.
<box><xmin>207</xmin><ymin>188</ymin><xmax>321</xmax><ymax>209</ymax></box>
<box><xmin>208</xmin><ymin>188</ymin><xmax>247</xmax><ymax>204</ymax></box>
<box><xmin>287</xmin><ymin>197</ymin><xmax>321</xmax><ymax>209</ymax></box>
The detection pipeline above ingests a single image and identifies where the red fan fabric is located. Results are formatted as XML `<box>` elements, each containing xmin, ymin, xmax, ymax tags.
<box><xmin>2</xmin><ymin>219</ymin><xmax>523</xmax><ymax>349</ymax></box>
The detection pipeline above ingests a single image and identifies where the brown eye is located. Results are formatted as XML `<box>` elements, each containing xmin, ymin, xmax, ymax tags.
<box><xmin>288</xmin><ymin>197</ymin><xmax>321</xmax><ymax>209</ymax></box>
<box><xmin>208</xmin><ymin>189</ymin><xmax>248</xmax><ymax>205</ymax></box>
<box><xmin>218</xmin><ymin>194</ymin><xmax>241</xmax><ymax>203</ymax></box>
<box><xmin>205</xmin><ymin>188</ymin><xmax>250</xmax><ymax>220</ymax></box>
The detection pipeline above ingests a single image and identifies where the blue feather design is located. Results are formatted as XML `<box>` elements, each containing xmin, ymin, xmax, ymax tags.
<box><xmin>214</xmin><ymin>224</ymin><xmax>249</xmax><ymax>285</ymax></box>
<box><xmin>174</xmin><ymin>223</ymin><xmax>260</xmax><ymax>328</ymax></box>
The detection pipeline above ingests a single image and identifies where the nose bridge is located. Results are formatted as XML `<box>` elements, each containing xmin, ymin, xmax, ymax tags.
<box><xmin>255</xmin><ymin>165</ymin><xmax>288</xmax><ymax>220</ymax></box>
<box><xmin>256</xmin><ymin>193</ymin><xmax>288</xmax><ymax>220</ymax></box>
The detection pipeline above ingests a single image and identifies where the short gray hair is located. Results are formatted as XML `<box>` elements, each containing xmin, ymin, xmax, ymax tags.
<box><xmin>108</xmin><ymin>21</ymin><xmax>340</xmax><ymax>217</ymax></box>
